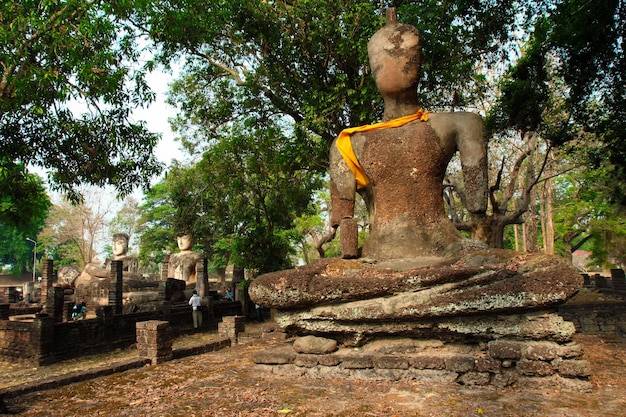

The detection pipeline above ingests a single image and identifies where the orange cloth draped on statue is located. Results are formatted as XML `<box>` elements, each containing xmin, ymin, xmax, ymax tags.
<box><xmin>335</xmin><ymin>109</ymin><xmax>430</xmax><ymax>189</ymax></box>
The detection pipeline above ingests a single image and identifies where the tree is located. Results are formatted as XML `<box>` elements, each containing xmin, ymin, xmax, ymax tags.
<box><xmin>0</xmin><ymin>223</ymin><xmax>40</xmax><ymax>276</ymax></box>
<box><xmin>130</xmin><ymin>1</ymin><xmax>624</xmax><ymax>259</ymax></box>
<box><xmin>1</xmin><ymin>0</ymin><xmax>163</xmax><ymax>206</ymax></box>
<box><xmin>0</xmin><ymin>161</ymin><xmax>50</xmax><ymax>275</ymax></box>
<box><xmin>553</xmin><ymin>167</ymin><xmax>626</xmax><ymax>267</ymax></box>
<box><xmin>132</xmin><ymin>0</ymin><xmax>523</xmax><ymax>159</ymax></box>
<box><xmin>545</xmin><ymin>0</ymin><xmax>626</xmax><ymax>188</ymax></box>
<box><xmin>39</xmin><ymin>190</ymin><xmax>113</xmax><ymax>267</ymax></box>
<box><xmin>137</xmin><ymin>182</ymin><xmax>178</xmax><ymax>275</ymax></box>
<box><xmin>0</xmin><ymin>159</ymin><xmax>51</xmax><ymax>231</ymax></box>
<box><xmin>127</xmin><ymin>0</ymin><xmax>526</xmax><ymax>260</ymax></box>
<box><xmin>108</xmin><ymin>195</ymin><xmax>142</xmax><ymax>255</ymax></box>
<box><xmin>180</xmin><ymin>120</ymin><xmax>324</xmax><ymax>273</ymax></box>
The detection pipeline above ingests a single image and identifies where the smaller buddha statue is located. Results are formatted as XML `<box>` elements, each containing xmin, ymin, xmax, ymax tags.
<box><xmin>167</xmin><ymin>234</ymin><xmax>203</xmax><ymax>285</ymax></box>
<box><xmin>106</xmin><ymin>233</ymin><xmax>139</xmax><ymax>276</ymax></box>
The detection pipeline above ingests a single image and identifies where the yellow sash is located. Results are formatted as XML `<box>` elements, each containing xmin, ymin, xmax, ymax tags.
<box><xmin>335</xmin><ymin>109</ymin><xmax>429</xmax><ymax>189</ymax></box>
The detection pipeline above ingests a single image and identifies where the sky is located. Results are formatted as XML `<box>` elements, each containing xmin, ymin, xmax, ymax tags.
<box><xmin>133</xmin><ymin>70</ymin><xmax>185</xmax><ymax>167</ymax></box>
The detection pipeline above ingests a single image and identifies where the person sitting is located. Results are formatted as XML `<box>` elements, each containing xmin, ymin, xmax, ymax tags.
<box><xmin>72</xmin><ymin>302</ymin><xmax>87</xmax><ymax>320</ymax></box>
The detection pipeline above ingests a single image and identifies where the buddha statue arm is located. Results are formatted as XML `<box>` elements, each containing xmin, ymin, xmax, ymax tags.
<box><xmin>455</xmin><ymin>113</ymin><xmax>488</xmax><ymax>214</ymax></box>
<box><xmin>329</xmin><ymin>141</ymin><xmax>357</xmax><ymax>226</ymax></box>
<box><xmin>430</xmin><ymin>112</ymin><xmax>488</xmax><ymax>215</ymax></box>
<box><xmin>330</xmin><ymin>140</ymin><xmax>359</xmax><ymax>258</ymax></box>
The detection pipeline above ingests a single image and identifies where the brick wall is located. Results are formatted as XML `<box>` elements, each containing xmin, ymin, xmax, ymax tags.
<box><xmin>558</xmin><ymin>302</ymin><xmax>626</xmax><ymax>336</ymax></box>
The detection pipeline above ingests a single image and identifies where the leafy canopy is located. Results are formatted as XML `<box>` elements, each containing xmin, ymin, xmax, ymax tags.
<box><xmin>1</xmin><ymin>0</ymin><xmax>163</xmax><ymax>202</ymax></box>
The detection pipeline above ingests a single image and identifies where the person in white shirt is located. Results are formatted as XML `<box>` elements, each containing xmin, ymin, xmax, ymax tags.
<box><xmin>188</xmin><ymin>290</ymin><xmax>203</xmax><ymax>328</ymax></box>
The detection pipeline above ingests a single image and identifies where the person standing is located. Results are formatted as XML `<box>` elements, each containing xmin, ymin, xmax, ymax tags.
<box><xmin>188</xmin><ymin>290</ymin><xmax>203</xmax><ymax>328</ymax></box>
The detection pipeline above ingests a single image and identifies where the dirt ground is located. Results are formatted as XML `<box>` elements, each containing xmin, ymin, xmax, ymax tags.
<box><xmin>1</xmin><ymin>329</ymin><xmax>626</xmax><ymax>417</ymax></box>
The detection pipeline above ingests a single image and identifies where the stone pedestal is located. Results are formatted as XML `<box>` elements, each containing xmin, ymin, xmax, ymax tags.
<box><xmin>47</xmin><ymin>286</ymin><xmax>65</xmax><ymax>323</ymax></box>
<box><xmin>254</xmin><ymin>336</ymin><xmax>591</xmax><ymax>391</ymax></box>
<box><xmin>250</xmin><ymin>250</ymin><xmax>590</xmax><ymax>390</ymax></box>
<box><xmin>136</xmin><ymin>320</ymin><xmax>173</xmax><ymax>365</ymax></box>
<box><xmin>196</xmin><ymin>258</ymin><xmax>209</xmax><ymax>297</ymax></box>
<box><xmin>218</xmin><ymin>315</ymin><xmax>246</xmax><ymax>345</ymax></box>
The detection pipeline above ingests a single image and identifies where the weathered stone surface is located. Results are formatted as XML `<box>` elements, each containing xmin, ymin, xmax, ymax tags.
<box><xmin>338</xmin><ymin>353</ymin><xmax>373</xmax><ymax>369</ymax></box>
<box><xmin>253</xmin><ymin>338</ymin><xmax>590</xmax><ymax>390</ymax></box>
<box><xmin>361</xmin><ymin>338</ymin><xmax>444</xmax><ymax>353</ymax></box>
<box><xmin>489</xmin><ymin>340</ymin><xmax>523</xmax><ymax>360</ymax></box>
<box><xmin>405</xmin><ymin>369</ymin><xmax>459</xmax><ymax>384</ymax></box>
<box><xmin>435</xmin><ymin>313</ymin><xmax>576</xmax><ymax>342</ymax></box>
<box><xmin>275</xmin><ymin>312</ymin><xmax>575</xmax><ymax>346</ymax></box>
<box><xmin>293</xmin><ymin>335</ymin><xmax>338</xmax><ymax>354</ymax></box>
<box><xmin>252</xmin><ymin>345</ymin><xmax>295</xmax><ymax>365</ymax></box>
<box><xmin>555</xmin><ymin>359</ymin><xmax>592</xmax><ymax>378</ymax></box>
<box><xmin>475</xmin><ymin>354</ymin><xmax>502</xmax><ymax>373</ymax></box>
<box><xmin>444</xmin><ymin>353</ymin><xmax>475</xmax><ymax>373</ymax></box>
<box><xmin>457</xmin><ymin>371</ymin><xmax>491</xmax><ymax>386</ymax></box>
<box><xmin>523</xmin><ymin>341</ymin><xmax>560</xmax><ymax>361</ymax></box>
<box><xmin>559</xmin><ymin>342</ymin><xmax>585</xmax><ymax>359</ymax></box>
<box><xmin>294</xmin><ymin>354</ymin><xmax>319</xmax><ymax>368</ymax></box>
<box><xmin>318</xmin><ymin>354</ymin><xmax>342</xmax><ymax>367</ymax></box>
<box><xmin>372</xmin><ymin>354</ymin><xmax>409</xmax><ymax>370</ymax></box>
<box><xmin>250</xmin><ymin>252</ymin><xmax>582</xmax><ymax>347</ymax></box>
<box><xmin>517</xmin><ymin>359</ymin><xmax>555</xmax><ymax>377</ymax></box>
<box><xmin>249</xmin><ymin>250</ymin><xmax>582</xmax><ymax>312</ymax></box>
<box><xmin>491</xmin><ymin>368</ymin><xmax>519</xmax><ymax>388</ymax></box>
<box><xmin>409</xmin><ymin>354</ymin><xmax>446</xmax><ymax>370</ymax></box>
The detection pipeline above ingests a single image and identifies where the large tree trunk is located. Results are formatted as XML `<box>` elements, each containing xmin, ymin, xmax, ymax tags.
<box><xmin>523</xmin><ymin>181</ymin><xmax>539</xmax><ymax>252</ymax></box>
<box><xmin>542</xmin><ymin>176</ymin><xmax>555</xmax><ymax>255</ymax></box>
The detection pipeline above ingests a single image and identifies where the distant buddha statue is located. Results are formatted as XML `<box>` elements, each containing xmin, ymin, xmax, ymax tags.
<box><xmin>76</xmin><ymin>233</ymin><xmax>140</xmax><ymax>286</ymax></box>
<box><xmin>168</xmin><ymin>234</ymin><xmax>203</xmax><ymax>284</ymax></box>
<box><xmin>106</xmin><ymin>233</ymin><xmax>139</xmax><ymax>276</ymax></box>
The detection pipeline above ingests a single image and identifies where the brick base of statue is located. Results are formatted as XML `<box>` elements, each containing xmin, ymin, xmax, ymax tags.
<box><xmin>249</xmin><ymin>249</ymin><xmax>591</xmax><ymax>390</ymax></box>
<box><xmin>253</xmin><ymin>335</ymin><xmax>590</xmax><ymax>391</ymax></box>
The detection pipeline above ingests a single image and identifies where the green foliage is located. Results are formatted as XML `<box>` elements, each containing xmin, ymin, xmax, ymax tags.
<box><xmin>398</xmin><ymin>0</ymin><xmax>521</xmax><ymax>108</ymax></box>
<box><xmin>139</xmin><ymin>116</ymin><xmax>324</xmax><ymax>274</ymax></box>
<box><xmin>137</xmin><ymin>182</ymin><xmax>179</xmax><ymax>270</ymax></box>
<box><xmin>552</xmin><ymin>166</ymin><xmax>626</xmax><ymax>266</ymax></box>
<box><xmin>0</xmin><ymin>159</ymin><xmax>50</xmax><ymax>275</ymax></box>
<box><xmin>1</xmin><ymin>0</ymin><xmax>163</xmax><ymax>205</ymax></box>
<box><xmin>193</xmin><ymin>120</ymin><xmax>324</xmax><ymax>273</ymax></box>
<box><xmin>0</xmin><ymin>159</ymin><xmax>51</xmax><ymax>232</ymax></box>
<box><xmin>0</xmin><ymin>223</ymin><xmax>38</xmax><ymax>275</ymax></box>
<box><xmin>133</xmin><ymin>0</ymin><xmax>525</xmax><ymax>161</ymax></box>
<box><xmin>543</xmin><ymin>1</ymin><xmax>624</xmax><ymax>183</ymax></box>
<box><xmin>487</xmin><ymin>18</ymin><xmax>549</xmax><ymax>135</ymax></box>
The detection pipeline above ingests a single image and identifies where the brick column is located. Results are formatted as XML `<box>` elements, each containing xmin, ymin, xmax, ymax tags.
<box><xmin>0</xmin><ymin>304</ymin><xmax>9</xmax><ymax>320</ymax></box>
<box><xmin>136</xmin><ymin>320</ymin><xmax>173</xmax><ymax>364</ymax></box>
<box><xmin>611</xmin><ymin>269</ymin><xmax>626</xmax><ymax>291</ymax></box>
<box><xmin>40</xmin><ymin>259</ymin><xmax>54</xmax><ymax>306</ymax></box>
<box><xmin>31</xmin><ymin>314</ymin><xmax>55</xmax><ymax>365</ymax></box>
<box><xmin>64</xmin><ymin>301</ymin><xmax>75</xmax><ymax>322</ymax></box>
<box><xmin>218</xmin><ymin>315</ymin><xmax>245</xmax><ymax>345</ymax></box>
<box><xmin>196</xmin><ymin>257</ymin><xmax>209</xmax><ymax>297</ymax></box>
<box><xmin>161</xmin><ymin>255</ymin><xmax>170</xmax><ymax>280</ymax></box>
<box><xmin>46</xmin><ymin>286</ymin><xmax>65</xmax><ymax>322</ymax></box>
<box><xmin>109</xmin><ymin>260</ymin><xmax>123</xmax><ymax>314</ymax></box>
